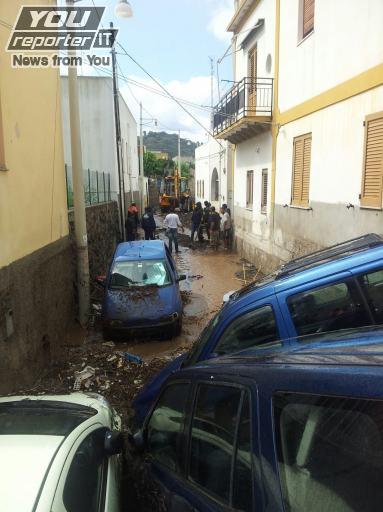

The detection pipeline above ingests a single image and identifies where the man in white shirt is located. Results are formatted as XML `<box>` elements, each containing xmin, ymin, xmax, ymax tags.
<box><xmin>220</xmin><ymin>205</ymin><xmax>232</xmax><ymax>250</ymax></box>
<box><xmin>164</xmin><ymin>207</ymin><xmax>183</xmax><ymax>253</ymax></box>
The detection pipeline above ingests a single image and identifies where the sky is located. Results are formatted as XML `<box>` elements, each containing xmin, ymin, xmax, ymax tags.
<box><xmin>78</xmin><ymin>0</ymin><xmax>235</xmax><ymax>142</ymax></box>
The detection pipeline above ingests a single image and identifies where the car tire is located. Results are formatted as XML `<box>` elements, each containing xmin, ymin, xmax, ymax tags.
<box><xmin>172</xmin><ymin>318</ymin><xmax>182</xmax><ymax>338</ymax></box>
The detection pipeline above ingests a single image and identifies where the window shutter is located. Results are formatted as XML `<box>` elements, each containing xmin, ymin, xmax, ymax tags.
<box><xmin>303</xmin><ymin>0</ymin><xmax>315</xmax><ymax>38</ymax></box>
<box><xmin>292</xmin><ymin>133</ymin><xmax>311</xmax><ymax>207</ymax></box>
<box><xmin>261</xmin><ymin>169</ymin><xmax>268</xmax><ymax>212</ymax></box>
<box><xmin>248</xmin><ymin>46</ymin><xmax>257</xmax><ymax>111</ymax></box>
<box><xmin>360</xmin><ymin>113</ymin><xmax>383</xmax><ymax>208</ymax></box>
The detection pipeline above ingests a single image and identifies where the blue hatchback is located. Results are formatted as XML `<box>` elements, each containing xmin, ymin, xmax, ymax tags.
<box><xmin>134</xmin><ymin>234</ymin><xmax>383</xmax><ymax>423</ymax></box>
<box><xmin>99</xmin><ymin>240</ymin><xmax>186</xmax><ymax>339</ymax></box>
<box><xmin>130</xmin><ymin>327</ymin><xmax>383</xmax><ymax>511</ymax></box>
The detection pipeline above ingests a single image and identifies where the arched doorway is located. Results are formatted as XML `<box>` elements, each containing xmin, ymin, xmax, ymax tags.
<box><xmin>211</xmin><ymin>168</ymin><xmax>219</xmax><ymax>202</ymax></box>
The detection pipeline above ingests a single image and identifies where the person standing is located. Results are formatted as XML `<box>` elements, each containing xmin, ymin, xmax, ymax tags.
<box><xmin>220</xmin><ymin>205</ymin><xmax>232</xmax><ymax>250</ymax></box>
<box><xmin>209</xmin><ymin>206</ymin><xmax>221</xmax><ymax>250</ymax></box>
<box><xmin>128</xmin><ymin>202</ymin><xmax>139</xmax><ymax>238</ymax></box>
<box><xmin>141</xmin><ymin>206</ymin><xmax>156</xmax><ymax>240</ymax></box>
<box><xmin>190</xmin><ymin>202</ymin><xmax>203</xmax><ymax>244</ymax></box>
<box><xmin>164</xmin><ymin>207</ymin><xmax>183</xmax><ymax>254</ymax></box>
<box><xmin>125</xmin><ymin>212</ymin><xmax>136</xmax><ymax>241</ymax></box>
<box><xmin>202</xmin><ymin>201</ymin><xmax>211</xmax><ymax>241</ymax></box>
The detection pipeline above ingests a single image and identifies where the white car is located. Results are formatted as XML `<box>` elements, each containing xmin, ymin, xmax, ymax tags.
<box><xmin>0</xmin><ymin>393</ymin><xmax>123</xmax><ymax>512</ymax></box>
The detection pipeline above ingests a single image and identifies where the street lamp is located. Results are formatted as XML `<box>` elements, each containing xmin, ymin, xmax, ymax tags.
<box><xmin>115</xmin><ymin>0</ymin><xmax>133</xmax><ymax>18</ymax></box>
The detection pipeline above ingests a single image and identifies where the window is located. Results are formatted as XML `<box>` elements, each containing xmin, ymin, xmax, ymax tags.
<box><xmin>0</xmin><ymin>91</ymin><xmax>5</xmax><ymax>170</ymax></box>
<box><xmin>358</xmin><ymin>268</ymin><xmax>383</xmax><ymax>323</ymax></box>
<box><xmin>301</xmin><ymin>0</ymin><xmax>315</xmax><ymax>39</ymax></box>
<box><xmin>63</xmin><ymin>428</ymin><xmax>107</xmax><ymax>512</ymax></box>
<box><xmin>246</xmin><ymin>170</ymin><xmax>254</xmax><ymax>209</ymax></box>
<box><xmin>147</xmin><ymin>383</ymin><xmax>189</xmax><ymax>472</ymax></box>
<box><xmin>287</xmin><ymin>279</ymin><xmax>372</xmax><ymax>337</ymax></box>
<box><xmin>232</xmin><ymin>393</ymin><xmax>253</xmax><ymax>512</ymax></box>
<box><xmin>261</xmin><ymin>168</ymin><xmax>268</xmax><ymax>213</ymax></box>
<box><xmin>215</xmin><ymin>305</ymin><xmax>280</xmax><ymax>356</ymax></box>
<box><xmin>274</xmin><ymin>393</ymin><xmax>383</xmax><ymax>512</ymax></box>
<box><xmin>248</xmin><ymin>45</ymin><xmax>257</xmax><ymax>112</ymax></box>
<box><xmin>291</xmin><ymin>133</ymin><xmax>312</xmax><ymax>207</ymax></box>
<box><xmin>360</xmin><ymin>112</ymin><xmax>383</xmax><ymax>208</ymax></box>
<box><xmin>183</xmin><ymin>311</ymin><xmax>223</xmax><ymax>367</ymax></box>
<box><xmin>202</xmin><ymin>180</ymin><xmax>205</xmax><ymax>198</ymax></box>
<box><xmin>211</xmin><ymin>167</ymin><xmax>219</xmax><ymax>202</ymax></box>
<box><xmin>189</xmin><ymin>385</ymin><xmax>242</xmax><ymax>504</ymax></box>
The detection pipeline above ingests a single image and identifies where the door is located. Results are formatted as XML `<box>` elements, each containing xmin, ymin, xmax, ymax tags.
<box><xmin>248</xmin><ymin>45</ymin><xmax>257</xmax><ymax>114</ymax></box>
<box><xmin>148</xmin><ymin>380</ymin><xmax>259</xmax><ymax>511</ymax></box>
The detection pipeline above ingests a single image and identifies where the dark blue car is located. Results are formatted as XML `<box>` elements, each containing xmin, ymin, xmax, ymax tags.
<box><xmin>130</xmin><ymin>327</ymin><xmax>383</xmax><ymax>511</ymax></box>
<box><xmin>99</xmin><ymin>240</ymin><xmax>186</xmax><ymax>339</ymax></box>
<box><xmin>134</xmin><ymin>234</ymin><xmax>383</xmax><ymax>423</ymax></box>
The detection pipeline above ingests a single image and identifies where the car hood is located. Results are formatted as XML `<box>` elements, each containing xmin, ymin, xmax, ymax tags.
<box><xmin>132</xmin><ymin>353</ymin><xmax>187</xmax><ymax>425</ymax></box>
<box><xmin>104</xmin><ymin>285</ymin><xmax>180</xmax><ymax>321</ymax></box>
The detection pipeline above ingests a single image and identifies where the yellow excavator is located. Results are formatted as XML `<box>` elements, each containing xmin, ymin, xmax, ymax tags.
<box><xmin>159</xmin><ymin>174</ymin><xmax>192</xmax><ymax>212</ymax></box>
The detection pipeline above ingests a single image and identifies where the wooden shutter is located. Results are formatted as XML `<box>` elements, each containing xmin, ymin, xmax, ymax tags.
<box><xmin>248</xmin><ymin>45</ymin><xmax>257</xmax><ymax>113</ymax></box>
<box><xmin>360</xmin><ymin>112</ymin><xmax>383</xmax><ymax>208</ymax></box>
<box><xmin>0</xmin><ymin>91</ymin><xmax>5</xmax><ymax>169</ymax></box>
<box><xmin>303</xmin><ymin>0</ymin><xmax>315</xmax><ymax>38</ymax></box>
<box><xmin>292</xmin><ymin>133</ymin><xmax>312</xmax><ymax>207</ymax></box>
<box><xmin>261</xmin><ymin>169</ymin><xmax>268</xmax><ymax>212</ymax></box>
<box><xmin>246</xmin><ymin>170</ymin><xmax>254</xmax><ymax>208</ymax></box>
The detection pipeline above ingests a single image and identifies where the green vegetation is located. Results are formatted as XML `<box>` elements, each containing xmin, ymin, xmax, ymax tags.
<box><xmin>141</xmin><ymin>131</ymin><xmax>201</xmax><ymax>159</ymax></box>
<box><xmin>143</xmin><ymin>151</ymin><xmax>175</xmax><ymax>177</ymax></box>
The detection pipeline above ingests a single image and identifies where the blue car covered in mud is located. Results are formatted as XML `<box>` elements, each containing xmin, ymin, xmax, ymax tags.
<box><xmin>98</xmin><ymin>240</ymin><xmax>186</xmax><ymax>340</ymax></box>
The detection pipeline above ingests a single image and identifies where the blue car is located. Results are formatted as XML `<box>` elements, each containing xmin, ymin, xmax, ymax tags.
<box><xmin>98</xmin><ymin>240</ymin><xmax>186</xmax><ymax>340</ymax></box>
<box><xmin>134</xmin><ymin>233</ymin><xmax>383</xmax><ymax>423</ymax></box>
<box><xmin>130</xmin><ymin>327</ymin><xmax>383</xmax><ymax>511</ymax></box>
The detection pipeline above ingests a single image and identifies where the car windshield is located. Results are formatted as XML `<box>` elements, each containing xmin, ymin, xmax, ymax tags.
<box><xmin>0</xmin><ymin>401</ymin><xmax>97</xmax><ymax>436</ymax></box>
<box><xmin>110</xmin><ymin>259</ymin><xmax>171</xmax><ymax>288</ymax></box>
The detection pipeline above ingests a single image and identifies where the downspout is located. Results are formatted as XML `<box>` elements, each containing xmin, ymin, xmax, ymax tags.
<box><xmin>270</xmin><ymin>0</ymin><xmax>280</xmax><ymax>240</ymax></box>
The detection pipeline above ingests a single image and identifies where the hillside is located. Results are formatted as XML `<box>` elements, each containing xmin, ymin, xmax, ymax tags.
<box><xmin>141</xmin><ymin>131</ymin><xmax>201</xmax><ymax>159</ymax></box>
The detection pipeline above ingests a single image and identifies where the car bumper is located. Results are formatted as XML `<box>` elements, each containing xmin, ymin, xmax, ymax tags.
<box><xmin>104</xmin><ymin>312</ymin><xmax>180</xmax><ymax>332</ymax></box>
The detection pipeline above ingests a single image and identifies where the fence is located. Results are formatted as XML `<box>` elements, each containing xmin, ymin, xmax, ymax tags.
<box><xmin>65</xmin><ymin>164</ymin><xmax>116</xmax><ymax>209</ymax></box>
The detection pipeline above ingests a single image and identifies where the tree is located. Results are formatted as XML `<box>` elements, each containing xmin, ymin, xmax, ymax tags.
<box><xmin>143</xmin><ymin>151</ymin><xmax>157</xmax><ymax>177</ymax></box>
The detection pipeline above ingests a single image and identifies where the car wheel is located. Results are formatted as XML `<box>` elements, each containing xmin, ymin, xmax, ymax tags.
<box><xmin>172</xmin><ymin>318</ymin><xmax>182</xmax><ymax>337</ymax></box>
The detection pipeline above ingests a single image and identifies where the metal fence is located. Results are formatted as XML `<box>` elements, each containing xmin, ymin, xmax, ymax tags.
<box><xmin>65</xmin><ymin>164</ymin><xmax>116</xmax><ymax>209</ymax></box>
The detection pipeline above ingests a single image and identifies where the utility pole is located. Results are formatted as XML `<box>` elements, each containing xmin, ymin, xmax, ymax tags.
<box><xmin>209</xmin><ymin>56</ymin><xmax>214</xmax><ymax>131</ymax></box>
<box><xmin>139</xmin><ymin>102</ymin><xmax>145</xmax><ymax>213</ymax></box>
<box><xmin>111</xmin><ymin>22</ymin><xmax>126</xmax><ymax>240</ymax></box>
<box><xmin>67</xmin><ymin>0</ymin><xmax>89</xmax><ymax>327</ymax></box>
<box><xmin>177</xmin><ymin>130</ymin><xmax>181</xmax><ymax>200</ymax></box>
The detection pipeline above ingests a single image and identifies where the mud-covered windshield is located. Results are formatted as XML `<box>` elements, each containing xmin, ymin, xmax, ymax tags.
<box><xmin>110</xmin><ymin>260</ymin><xmax>171</xmax><ymax>288</ymax></box>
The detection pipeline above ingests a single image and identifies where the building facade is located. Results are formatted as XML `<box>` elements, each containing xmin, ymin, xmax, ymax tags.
<box><xmin>214</xmin><ymin>0</ymin><xmax>276</xmax><ymax>268</ymax></box>
<box><xmin>274</xmin><ymin>0</ymin><xmax>383</xmax><ymax>262</ymax></box>
<box><xmin>195</xmin><ymin>138</ymin><xmax>234</xmax><ymax>212</ymax></box>
<box><xmin>61</xmin><ymin>76</ymin><xmax>140</xmax><ymax>211</ymax></box>
<box><xmin>0</xmin><ymin>0</ymin><xmax>74</xmax><ymax>390</ymax></box>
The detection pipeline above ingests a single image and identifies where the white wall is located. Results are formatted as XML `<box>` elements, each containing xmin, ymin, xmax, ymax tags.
<box><xmin>234</xmin><ymin>0</ymin><xmax>276</xmax><ymax>82</ymax></box>
<box><xmin>61</xmin><ymin>76</ymin><xmax>139</xmax><ymax>200</ymax></box>
<box><xmin>276</xmin><ymin>86</ymin><xmax>383</xmax><ymax>207</ymax></box>
<box><xmin>279</xmin><ymin>0</ymin><xmax>383</xmax><ymax>112</ymax></box>
<box><xmin>194</xmin><ymin>138</ymin><xmax>232</xmax><ymax>209</ymax></box>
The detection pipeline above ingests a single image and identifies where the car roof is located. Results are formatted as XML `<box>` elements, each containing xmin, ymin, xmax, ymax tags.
<box><xmin>0</xmin><ymin>435</ymin><xmax>63</xmax><ymax>512</ymax></box>
<box><xmin>226</xmin><ymin>234</ymin><xmax>383</xmax><ymax>309</ymax></box>
<box><xmin>114</xmin><ymin>240</ymin><xmax>166</xmax><ymax>261</ymax></box>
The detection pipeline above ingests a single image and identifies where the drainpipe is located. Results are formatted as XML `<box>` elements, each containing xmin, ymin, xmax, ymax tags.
<box><xmin>270</xmin><ymin>0</ymin><xmax>281</xmax><ymax>239</ymax></box>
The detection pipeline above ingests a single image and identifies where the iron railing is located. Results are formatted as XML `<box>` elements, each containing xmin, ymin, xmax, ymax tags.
<box><xmin>213</xmin><ymin>77</ymin><xmax>273</xmax><ymax>136</ymax></box>
<box><xmin>65</xmin><ymin>164</ymin><xmax>116</xmax><ymax>209</ymax></box>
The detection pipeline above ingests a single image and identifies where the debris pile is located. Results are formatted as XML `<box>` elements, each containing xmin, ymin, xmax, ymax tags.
<box><xmin>19</xmin><ymin>341</ymin><xmax>185</xmax><ymax>427</ymax></box>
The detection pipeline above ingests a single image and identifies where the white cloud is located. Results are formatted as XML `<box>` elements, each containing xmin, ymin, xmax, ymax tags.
<box><xmin>120</xmin><ymin>74</ymin><xmax>216</xmax><ymax>143</ymax></box>
<box><xmin>207</xmin><ymin>0</ymin><xmax>233</xmax><ymax>43</ymax></box>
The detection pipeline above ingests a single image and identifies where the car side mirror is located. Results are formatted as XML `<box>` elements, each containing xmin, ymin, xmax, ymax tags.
<box><xmin>177</xmin><ymin>274</ymin><xmax>187</xmax><ymax>282</ymax></box>
<box><xmin>128</xmin><ymin>429</ymin><xmax>146</xmax><ymax>453</ymax></box>
<box><xmin>96</xmin><ymin>275</ymin><xmax>106</xmax><ymax>287</ymax></box>
<box><xmin>104</xmin><ymin>430</ymin><xmax>124</xmax><ymax>456</ymax></box>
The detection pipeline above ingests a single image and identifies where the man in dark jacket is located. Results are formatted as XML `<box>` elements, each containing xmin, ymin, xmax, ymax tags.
<box><xmin>190</xmin><ymin>202</ymin><xmax>203</xmax><ymax>243</ymax></box>
<box><xmin>125</xmin><ymin>212</ymin><xmax>136</xmax><ymax>241</ymax></box>
<box><xmin>141</xmin><ymin>206</ymin><xmax>156</xmax><ymax>240</ymax></box>
<box><xmin>202</xmin><ymin>201</ymin><xmax>211</xmax><ymax>241</ymax></box>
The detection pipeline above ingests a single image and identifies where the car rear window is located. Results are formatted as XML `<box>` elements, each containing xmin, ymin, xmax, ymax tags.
<box><xmin>0</xmin><ymin>401</ymin><xmax>97</xmax><ymax>436</ymax></box>
<box><xmin>274</xmin><ymin>393</ymin><xmax>383</xmax><ymax>511</ymax></box>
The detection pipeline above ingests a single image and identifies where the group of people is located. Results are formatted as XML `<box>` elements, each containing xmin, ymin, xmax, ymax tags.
<box><xmin>125</xmin><ymin>203</ymin><xmax>157</xmax><ymax>241</ymax></box>
<box><xmin>191</xmin><ymin>201</ymin><xmax>232</xmax><ymax>250</ymax></box>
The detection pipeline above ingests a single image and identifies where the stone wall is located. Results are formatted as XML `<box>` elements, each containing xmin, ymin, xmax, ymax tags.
<box><xmin>0</xmin><ymin>237</ymin><xmax>75</xmax><ymax>392</ymax></box>
<box><xmin>68</xmin><ymin>201</ymin><xmax>120</xmax><ymax>283</ymax></box>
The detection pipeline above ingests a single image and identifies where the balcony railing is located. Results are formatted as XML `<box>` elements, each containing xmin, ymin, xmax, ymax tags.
<box><xmin>213</xmin><ymin>77</ymin><xmax>273</xmax><ymax>136</ymax></box>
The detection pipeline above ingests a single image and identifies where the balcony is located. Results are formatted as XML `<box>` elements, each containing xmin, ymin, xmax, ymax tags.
<box><xmin>213</xmin><ymin>77</ymin><xmax>273</xmax><ymax>144</ymax></box>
